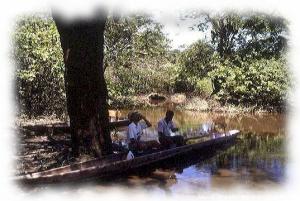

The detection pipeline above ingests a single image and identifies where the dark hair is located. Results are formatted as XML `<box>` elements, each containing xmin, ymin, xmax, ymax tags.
<box><xmin>166</xmin><ymin>110</ymin><xmax>174</xmax><ymax>117</ymax></box>
<box><xmin>128</xmin><ymin>111</ymin><xmax>140</xmax><ymax>122</ymax></box>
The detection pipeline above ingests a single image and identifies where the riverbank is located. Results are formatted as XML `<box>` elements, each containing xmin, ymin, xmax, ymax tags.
<box><xmin>108</xmin><ymin>93</ymin><xmax>285</xmax><ymax>113</ymax></box>
<box><xmin>15</xmin><ymin>93</ymin><xmax>285</xmax><ymax>128</ymax></box>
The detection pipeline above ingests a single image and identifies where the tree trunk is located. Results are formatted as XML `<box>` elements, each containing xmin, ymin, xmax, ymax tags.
<box><xmin>53</xmin><ymin>12</ymin><xmax>112</xmax><ymax>157</ymax></box>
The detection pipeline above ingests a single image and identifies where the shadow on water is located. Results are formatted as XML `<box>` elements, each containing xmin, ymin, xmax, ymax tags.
<box><xmin>18</xmin><ymin>109</ymin><xmax>286</xmax><ymax>193</ymax></box>
<box><xmin>21</xmin><ymin>138</ymin><xmax>237</xmax><ymax>192</ymax></box>
<box><xmin>103</xmin><ymin>132</ymin><xmax>285</xmax><ymax>191</ymax></box>
<box><xmin>114</xmin><ymin>109</ymin><xmax>286</xmax><ymax>189</ymax></box>
<box><xmin>21</xmin><ymin>131</ymin><xmax>285</xmax><ymax>193</ymax></box>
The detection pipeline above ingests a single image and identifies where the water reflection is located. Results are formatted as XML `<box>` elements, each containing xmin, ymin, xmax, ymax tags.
<box><xmin>166</xmin><ymin>133</ymin><xmax>285</xmax><ymax>193</ymax></box>
<box><xmin>108</xmin><ymin>108</ymin><xmax>286</xmax><ymax>191</ymax></box>
<box><xmin>115</xmin><ymin>108</ymin><xmax>285</xmax><ymax>135</ymax></box>
<box><xmin>172</xmin><ymin>166</ymin><xmax>212</xmax><ymax>192</ymax></box>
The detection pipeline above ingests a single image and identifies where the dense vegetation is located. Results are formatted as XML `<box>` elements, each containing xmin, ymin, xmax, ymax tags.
<box><xmin>13</xmin><ymin>16</ymin><xmax>66</xmax><ymax>117</ymax></box>
<box><xmin>13</xmin><ymin>11</ymin><xmax>289</xmax><ymax>117</ymax></box>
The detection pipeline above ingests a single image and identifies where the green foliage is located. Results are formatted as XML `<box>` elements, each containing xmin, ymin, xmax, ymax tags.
<box><xmin>178</xmin><ymin>40</ymin><xmax>215</xmax><ymax>77</ymax></box>
<box><xmin>190</xmin><ymin>11</ymin><xmax>288</xmax><ymax>60</ymax></box>
<box><xmin>104</xmin><ymin>14</ymin><xmax>170</xmax><ymax>69</ymax></box>
<box><xmin>13</xmin><ymin>12</ymin><xmax>289</xmax><ymax>115</ymax></box>
<box><xmin>195</xmin><ymin>78</ymin><xmax>213</xmax><ymax>97</ymax></box>
<box><xmin>209</xmin><ymin>13</ymin><xmax>243</xmax><ymax>58</ymax></box>
<box><xmin>174</xmin><ymin>41</ymin><xmax>216</xmax><ymax>95</ymax></box>
<box><xmin>209</xmin><ymin>57</ymin><xmax>289</xmax><ymax>108</ymax></box>
<box><xmin>226</xmin><ymin>132</ymin><xmax>285</xmax><ymax>160</ymax></box>
<box><xmin>13</xmin><ymin>15</ymin><xmax>65</xmax><ymax>117</ymax></box>
<box><xmin>104</xmin><ymin>14</ymin><xmax>175</xmax><ymax>104</ymax></box>
<box><xmin>105</xmin><ymin>62</ymin><xmax>179</xmax><ymax>98</ymax></box>
<box><xmin>239</xmin><ymin>14</ymin><xmax>288</xmax><ymax>60</ymax></box>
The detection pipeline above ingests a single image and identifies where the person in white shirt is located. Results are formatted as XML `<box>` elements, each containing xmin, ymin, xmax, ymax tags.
<box><xmin>157</xmin><ymin>110</ymin><xmax>185</xmax><ymax>148</ymax></box>
<box><xmin>127</xmin><ymin>112</ymin><xmax>152</xmax><ymax>152</ymax></box>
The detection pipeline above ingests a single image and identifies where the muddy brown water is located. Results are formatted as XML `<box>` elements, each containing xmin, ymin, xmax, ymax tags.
<box><xmin>95</xmin><ymin>108</ymin><xmax>286</xmax><ymax>193</ymax></box>
<box><xmin>21</xmin><ymin>108</ymin><xmax>286</xmax><ymax>194</ymax></box>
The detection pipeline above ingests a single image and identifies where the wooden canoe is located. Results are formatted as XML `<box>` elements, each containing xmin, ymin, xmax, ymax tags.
<box><xmin>16</xmin><ymin>130</ymin><xmax>240</xmax><ymax>184</ymax></box>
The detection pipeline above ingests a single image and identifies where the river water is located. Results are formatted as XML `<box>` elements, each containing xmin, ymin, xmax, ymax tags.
<box><xmin>91</xmin><ymin>108</ymin><xmax>286</xmax><ymax>193</ymax></box>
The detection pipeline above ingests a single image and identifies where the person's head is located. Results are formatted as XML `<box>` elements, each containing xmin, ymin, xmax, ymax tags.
<box><xmin>128</xmin><ymin>112</ymin><xmax>134</xmax><ymax>122</ymax></box>
<box><xmin>131</xmin><ymin>111</ymin><xmax>142</xmax><ymax>123</ymax></box>
<box><xmin>165</xmin><ymin>110</ymin><xmax>174</xmax><ymax>122</ymax></box>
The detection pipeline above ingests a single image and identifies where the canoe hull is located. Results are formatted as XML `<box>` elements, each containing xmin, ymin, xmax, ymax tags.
<box><xmin>16</xmin><ymin>131</ymin><xmax>239</xmax><ymax>184</ymax></box>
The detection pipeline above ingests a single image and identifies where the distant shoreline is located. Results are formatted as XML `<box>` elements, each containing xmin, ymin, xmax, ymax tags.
<box><xmin>108</xmin><ymin>93</ymin><xmax>286</xmax><ymax>114</ymax></box>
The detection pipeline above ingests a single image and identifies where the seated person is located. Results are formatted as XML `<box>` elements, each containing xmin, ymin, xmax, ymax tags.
<box><xmin>157</xmin><ymin>110</ymin><xmax>185</xmax><ymax>149</ymax></box>
<box><xmin>127</xmin><ymin>112</ymin><xmax>160</xmax><ymax>153</ymax></box>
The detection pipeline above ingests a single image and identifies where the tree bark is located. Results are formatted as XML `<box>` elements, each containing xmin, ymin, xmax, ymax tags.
<box><xmin>53</xmin><ymin>12</ymin><xmax>112</xmax><ymax>157</ymax></box>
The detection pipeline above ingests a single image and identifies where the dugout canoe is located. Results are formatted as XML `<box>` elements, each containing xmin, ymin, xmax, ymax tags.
<box><xmin>16</xmin><ymin>130</ymin><xmax>240</xmax><ymax>184</ymax></box>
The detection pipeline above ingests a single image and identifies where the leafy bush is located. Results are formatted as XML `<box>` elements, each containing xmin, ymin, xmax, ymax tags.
<box><xmin>178</xmin><ymin>40</ymin><xmax>215</xmax><ymax>77</ymax></box>
<box><xmin>105</xmin><ymin>62</ymin><xmax>179</xmax><ymax>98</ymax></box>
<box><xmin>195</xmin><ymin>78</ymin><xmax>214</xmax><ymax>97</ymax></box>
<box><xmin>13</xmin><ymin>15</ymin><xmax>66</xmax><ymax>117</ymax></box>
<box><xmin>174</xmin><ymin>40</ymin><xmax>217</xmax><ymax>94</ymax></box>
<box><xmin>209</xmin><ymin>57</ymin><xmax>289</xmax><ymax>108</ymax></box>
